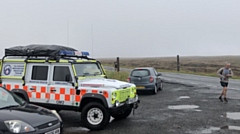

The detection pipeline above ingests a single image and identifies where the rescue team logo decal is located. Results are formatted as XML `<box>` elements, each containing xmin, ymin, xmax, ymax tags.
<box><xmin>4</xmin><ymin>65</ymin><xmax>11</xmax><ymax>75</ymax></box>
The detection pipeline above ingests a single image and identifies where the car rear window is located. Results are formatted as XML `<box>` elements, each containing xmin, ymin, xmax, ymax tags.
<box><xmin>131</xmin><ymin>69</ymin><xmax>150</xmax><ymax>77</ymax></box>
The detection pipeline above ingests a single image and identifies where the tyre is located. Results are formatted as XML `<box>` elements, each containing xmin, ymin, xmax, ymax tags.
<box><xmin>152</xmin><ymin>85</ymin><xmax>158</xmax><ymax>94</ymax></box>
<box><xmin>112</xmin><ymin>107</ymin><xmax>132</xmax><ymax>120</ymax></box>
<box><xmin>81</xmin><ymin>102</ymin><xmax>110</xmax><ymax>131</ymax></box>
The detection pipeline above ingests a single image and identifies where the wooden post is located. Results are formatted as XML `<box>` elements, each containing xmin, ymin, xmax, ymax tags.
<box><xmin>177</xmin><ymin>55</ymin><xmax>180</xmax><ymax>71</ymax></box>
<box><xmin>117</xmin><ymin>57</ymin><xmax>120</xmax><ymax>72</ymax></box>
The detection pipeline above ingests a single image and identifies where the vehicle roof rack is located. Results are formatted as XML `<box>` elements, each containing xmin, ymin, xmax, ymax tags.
<box><xmin>4</xmin><ymin>44</ymin><xmax>95</xmax><ymax>60</ymax></box>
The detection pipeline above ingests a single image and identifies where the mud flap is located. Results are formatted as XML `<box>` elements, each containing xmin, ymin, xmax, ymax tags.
<box><xmin>132</xmin><ymin>100</ymin><xmax>140</xmax><ymax>115</ymax></box>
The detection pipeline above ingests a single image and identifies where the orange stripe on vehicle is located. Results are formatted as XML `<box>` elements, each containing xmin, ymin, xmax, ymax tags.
<box><xmin>45</xmin><ymin>93</ymin><xmax>50</xmax><ymax>99</ymax></box>
<box><xmin>36</xmin><ymin>92</ymin><xmax>41</xmax><ymax>98</ymax></box>
<box><xmin>41</xmin><ymin>87</ymin><xmax>46</xmax><ymax>92</ymax></box>
<box><xmin>14</xmin><ymin>85</ymin><xmax>20</xmax><ymax>89</ymax></box>
<box><xmin>103</xmin><ymin>91</ymin><xmax>108</xmax><ymax>98</ymax></box>
<box><xmin>65</xmin><ymin>95</ymin><xmax>70</xmax><ymax>101</ymax></box>
<box><xmin>75</xmin><ymin>95</ymin><xmax>80</xmax><ymax>102</ymax></box>
<box><xmin>70</xmin><ymin>88</ymin><xmax>75</xmax><ymax>95</ymax></box>
<box><xmin>55</xmin><ymin>94</ymin><xmax>60</xmax><ymax>100</ymax></box>
<box><xmin>92</xmin><ymin>90</ymin><xmax>98</xmax><ymax>94</ymax></box>
<box><xmin>23</xmin><ymin>86</ymin><xmax>28</xmax><ymax>91</ymax></box>
<box><xmin>31</xmin><ymin>86</ymin><xmax>36</xmax><ymax>91</ymax></box>
<box><xmin>81</xmin><ymin>89</ymin><xmax>87</xmax><ymax>95</ymax></box>
<box><xmin>50</xmin><ymin>87</ymin><xmax>55</xmax><ymax>93</ymax></box>
<box><xmin>0</xmin><ymin>84</ymin><xmax>2</xmax><ymax>87</ymax></box>
<box><xmin>6</xmin><ymin>84</ymin><xmax>11</xmax><ymax>90</ymax></box>
<box><xmin>60</xmin><ymin>88</ymin><xmax>65</xmax><ymax>94</ymax></box>
<box><xmin>28</xmin><ymin>92</ymin><xmax>32</xmax><ymax>98</ymax></box>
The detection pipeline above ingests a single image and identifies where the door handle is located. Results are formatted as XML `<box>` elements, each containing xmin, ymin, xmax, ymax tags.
<box><xmin>51</xmin><ymin>89</ymin><xmax>56</xmax><ymax>92</ymax></box>
<box><xmin>29</xmin><ymin>88</ymin><xmax>35</xmax><ymax>90</ymax></box>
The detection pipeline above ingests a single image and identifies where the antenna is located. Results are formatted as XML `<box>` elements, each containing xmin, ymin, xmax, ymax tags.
<box><xmin>91</xmin><ymin>24</ymin><xmax>93</xmax><ymax>57</ymax></box>
<box><xmin>67</xmin><ymin>19</ymin><xmax>69</xmax><ymax>46</ymax></box>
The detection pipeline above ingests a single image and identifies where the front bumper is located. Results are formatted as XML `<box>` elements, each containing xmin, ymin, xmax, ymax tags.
<box><xmin>109</xmin><ymin>95</ymin><xmax>140</xmax><ymax>115</ymax></box>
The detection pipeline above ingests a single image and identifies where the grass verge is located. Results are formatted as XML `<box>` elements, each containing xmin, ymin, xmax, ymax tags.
<box><xmin>106</xmin><ymin>71</ymin><xmax>130</xmax><ymax>82</ymax></box>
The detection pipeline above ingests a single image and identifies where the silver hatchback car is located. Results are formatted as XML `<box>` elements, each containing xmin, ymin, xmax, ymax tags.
<box><xmin>127</xmin><ymin>67</ymin><xmax>163</xmax><ymax>94</ymax></box>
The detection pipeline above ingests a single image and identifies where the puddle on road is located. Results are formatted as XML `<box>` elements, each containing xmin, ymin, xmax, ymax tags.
<box><xmin>109</xmin><ymin>117</ymin><xmax>115</xmax><ymax>123</ymax></box>
<box><xmin>178</xmin><ymin>96</ymin><xmax>190</xmax><ymax>99</ymax></box>
<box><xmin>202</xmin><ymin>127</ymin><xmax>220</xmax><ymax>133</ymax></box>
<box><xmin>173</xmin><ymin>88</ymin><xmax>188</xmax><ymax>91</ymax></box>
<box><xmin>168</xmin><ymin>105</ymin><xmax>199</xmax><ymax>110</ymax></box>
<box><xmin>202</xmin><ymin>126</ymin><xmax>240</xmax><ymax>133</ymax></box>
<box><xmin>64</xmin><ymin>127</ymin><xmax>89</xmax><ymax>133</ymax></box>
<box><xmin>226</xmin><ymin>112</ymin><xmax>240</xmax><ymax>120</ymax></box>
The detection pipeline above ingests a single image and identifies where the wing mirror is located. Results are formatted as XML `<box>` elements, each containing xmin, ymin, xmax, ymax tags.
<box><xmin>157</xmin><ymin>72</ymin><xmax>162</xmax><ymax>76</ymax></box>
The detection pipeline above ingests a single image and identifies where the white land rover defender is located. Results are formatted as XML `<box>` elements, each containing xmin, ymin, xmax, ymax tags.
<box><xmin>0</xmin><ymin>44</ymin><xmax>139</xmax><ymax>131</ymax></box>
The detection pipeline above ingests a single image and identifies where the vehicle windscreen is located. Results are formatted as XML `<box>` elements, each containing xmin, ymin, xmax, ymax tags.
<box><xmin>74</xmin><ymin>63</ymin><xmax>103</xmax><ymax>76</ymax></box>
<box><xmin>0</xmin><ymin>87</ymin><xmax>25</xmax><ymax>109</ymax></box>
<box><xmin>131</xmin><ymin>69</ymin><xmax>150</xmax><ymax>77</ymax></box>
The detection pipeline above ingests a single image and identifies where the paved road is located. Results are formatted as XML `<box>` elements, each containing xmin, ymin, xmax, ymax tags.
<box><xmin>61</xmin><ymin>83</ymin><xmax>240</xmax><ymax>134</ymax></box>
<box><xmin>104</xmin><ymin>66</ymin><xmax>240</xmax><ymax>88</ymax></box>
<box><xmin>104</xmin><ymin>66</ymin><xmax>240</xmax><ymax>99</ymax></box>
<box><xmin>60</xmin><ymin>66</ymin><xmax>240</xmax><ymax>134</ymax></box>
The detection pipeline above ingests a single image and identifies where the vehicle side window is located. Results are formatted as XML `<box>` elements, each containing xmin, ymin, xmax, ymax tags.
<box><xmin>53</xmin><ymin>66</ymin><xmax>72</xmax><ymax>81</ymax></box>
<box><xmin>31</xmin><ymin>66</ymin><xmax>48</xmax><ymax>80</ymax></box>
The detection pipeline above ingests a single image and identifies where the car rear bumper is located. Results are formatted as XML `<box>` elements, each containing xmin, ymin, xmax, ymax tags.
<box><xmin>135</xmin><ymin>84</ymin><xmax>155</xmax><ymax>90</ymax></box>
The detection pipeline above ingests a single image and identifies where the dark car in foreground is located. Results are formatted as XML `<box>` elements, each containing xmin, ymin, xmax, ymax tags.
<box><xmin>127</xmin><ymin>67</ymin><xmax>163</xmax><ymax>94</ymax></box>
<box><xmin>0</xmin><ymin>87</ymin><xmax>63</xmax><ymax>134</ymax></box>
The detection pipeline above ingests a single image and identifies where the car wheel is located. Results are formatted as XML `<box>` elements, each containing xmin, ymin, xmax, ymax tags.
<box><xmin>112</xmin><ymin>106</ymin><xmax>132</xmax><ymax>120</ymax></box>
<box><xmin>153</xmin><ymin>85</ymin><xmax>158</xmax><ymax>94</ymax></box>
<box><xmin>81</xmin><ymin>102</ymin><xmax>110</xmax><ymax>131</ymax></box>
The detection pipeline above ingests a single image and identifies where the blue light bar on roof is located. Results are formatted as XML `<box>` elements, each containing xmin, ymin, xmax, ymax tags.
<box><xmin>59</xmin><ymin>50</ymin><xmax>75</xmax><ymax>55</ymax></box>
<box><xmin>59</xmin><ymin>50</ymin><xmax>90</xmax><ymax>56</ymax></box>
<box><xmin>82</xmin><ymin>51</ymin><xmax>89</xmax><ymax>56</ymax></box>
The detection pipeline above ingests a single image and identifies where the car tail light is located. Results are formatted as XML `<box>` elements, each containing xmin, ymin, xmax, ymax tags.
<box><xmin>149</xmin><ymin>77</ymin><xmax>154</xmax><ymax>83</ymax></box>
<box><xmin>127</xmin><ymin>77</ymin><xmax>131</xmax><ymax>82</ymax></box>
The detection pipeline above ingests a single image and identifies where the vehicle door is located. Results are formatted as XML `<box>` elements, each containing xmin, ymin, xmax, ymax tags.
<box><xmin>24</xmin><ymin>63</ymin><xmax>50</xmax><ymax>103</ymax></box>
<box><xmin>48</xmin><ymin>63</ymin><xmax>76</xmax><ymax>106</ymax></box>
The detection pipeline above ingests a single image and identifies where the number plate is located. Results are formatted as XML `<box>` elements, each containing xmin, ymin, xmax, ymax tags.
<box><xmin>45</xmin><ymin>128</ymin><xmax>60</xmax><ymax>134</ymax></box>
<box><xmin>137</xmin><ymin>86</ymin><xmax>145</xmax><ymax>89</ymax></box>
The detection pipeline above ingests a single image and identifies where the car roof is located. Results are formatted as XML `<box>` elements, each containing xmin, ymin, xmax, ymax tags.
<box><xmin>133</xmin><ymin>67</ymin><xmax>154</xmax><ymax>70</ymax></box>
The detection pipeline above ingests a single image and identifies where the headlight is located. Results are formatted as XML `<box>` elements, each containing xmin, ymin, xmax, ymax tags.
<box><xmin>51</xmin><ymin>110</ymin><xmax>62</xmax><ymax>122</ymax></box>
<box><xmin>4</xmin><ymin>120</ymin><xmax>35</xmax><ymax>133</ymax></box>
<box><xmin>115</xmin><ymin>101</ymin><xmax>120</xmax><ymax>107</ymax></box>
<box><xmin>112</xmin><ymin>92</ymin><xmax>117</xmax><ymax>100</ymax></box>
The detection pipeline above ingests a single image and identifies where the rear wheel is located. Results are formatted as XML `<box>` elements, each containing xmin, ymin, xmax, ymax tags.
<box><xmin>112</xmin><ymin>107</ymin><xmax>132</xmax><ymax>120</ymax></box>
<box><xmin>81</xmin><ymin>102</ymin><xmax>110</xmax><ymax>131</ymax></box>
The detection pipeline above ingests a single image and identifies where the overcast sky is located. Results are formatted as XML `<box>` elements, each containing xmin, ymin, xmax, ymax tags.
<box><xmin>0</xmin><ymin>0</ymin><xmax>240</xmax><ymax>58</ymax></box>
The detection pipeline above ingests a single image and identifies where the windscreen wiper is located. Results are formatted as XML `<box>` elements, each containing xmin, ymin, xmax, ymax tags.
<box><xmin>132</xmin><ymin>76</ymin><xmax>142</xmax><ymax>77</ymax></box>
<box><xmin>0</xmin><ymin>105</ymin><xmax>20</xmax><ymax>110</ymax></box>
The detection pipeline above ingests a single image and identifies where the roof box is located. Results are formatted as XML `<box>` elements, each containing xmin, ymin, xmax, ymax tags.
<box><xmin>5</xmin><ymin>44</ymin><xmax>77</xmax><ymax>56</ymax></box>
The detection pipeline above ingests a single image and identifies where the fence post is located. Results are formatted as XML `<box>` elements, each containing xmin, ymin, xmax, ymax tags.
<box><xmin>117</xmin><ymin>57</ymin><xmax>120</xmax><ymax>72</ymax></box>
<box><xmin>177</xmin><ymin>55</ymin><xmax>180</xmax><ymax>71</ymax></box>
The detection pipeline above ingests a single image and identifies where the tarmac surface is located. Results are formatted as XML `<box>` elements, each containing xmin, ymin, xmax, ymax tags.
<box><xmin>61</xmin><ymin>80</ymin><xmax>240</xmax><ymax>134</ymax></box>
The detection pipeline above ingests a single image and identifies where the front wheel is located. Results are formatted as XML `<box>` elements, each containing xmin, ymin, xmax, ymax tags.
<box><xmin>81</xmin><ymin>102</ymin><xmax>110</xmax><ymax>131</ymax></box>
<box><xmin>112</xmin><ymin>107</ymin><xmax>132</xmax><ymax>120</ymax></box>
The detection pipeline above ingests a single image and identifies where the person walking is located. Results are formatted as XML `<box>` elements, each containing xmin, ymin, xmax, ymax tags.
<box><xmin>217</xmin><ymin>62</ymin><xmax>233</xmax><ymax>102</ymax></box>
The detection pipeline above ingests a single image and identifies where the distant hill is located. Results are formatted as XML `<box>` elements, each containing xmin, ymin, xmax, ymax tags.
<box><xmin>99</xmin><ymin>56</ymin><xmax>240</xmax><ymax>78</ymax></box>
